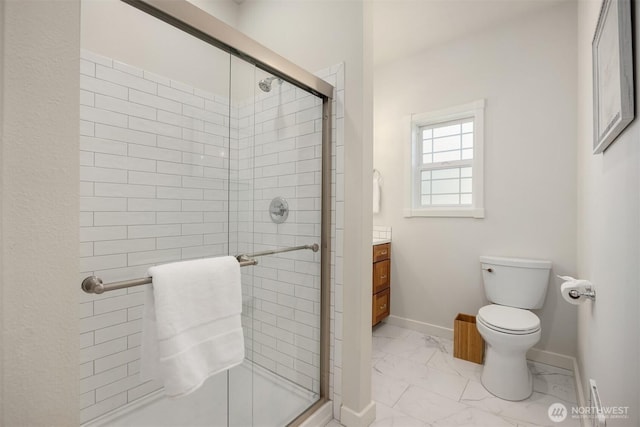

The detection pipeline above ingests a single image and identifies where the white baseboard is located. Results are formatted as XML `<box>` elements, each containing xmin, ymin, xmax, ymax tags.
<box><xmin>384</xmin><ymin>315</ymin><xmax>453</xmax><ymax>340</ymax></box>
<box><xmin>299</xmin><ymin>401</ymin><xmax>333</xmax><ymax>427</ymax></box>
<box><xmin>526</xmin><ymin>347</ymin><xmax>574</xmax><ymax>370</ymax></box>
<box><xmin>340</xmin><ymin>400</ymin><xmax>376</xmax><ymax>427</ymax></box>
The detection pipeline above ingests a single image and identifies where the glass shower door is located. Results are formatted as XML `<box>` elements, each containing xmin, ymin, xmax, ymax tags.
<box><xmin>227</xmin><ymin>55</ymin><xmax>256</xmax><ymax>427</ymax></box>
<box><xmin>228</xmin><ymin>60</ymin><xmax>324</xmax><ymax>426</ymax></box>
<box><xmin>79</xmin><ymin>1</ymin><xmax>238</xmax><ymax>424</ymax></box>
<box><xmin>80</xmin><ymin>2</ymin><xmax>327</xmax><ymax>425</ymax></box>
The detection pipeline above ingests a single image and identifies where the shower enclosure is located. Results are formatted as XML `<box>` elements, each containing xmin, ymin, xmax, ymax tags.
<box><xmin>79</xmin><ymin>1</ymin><xmax>332</xmax><ymax>425</ymax></box>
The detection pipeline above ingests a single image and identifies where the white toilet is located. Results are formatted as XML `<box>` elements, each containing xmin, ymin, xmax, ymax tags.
<box><xmin>476</xmin><ymin>256</ymin><xmax>551</xmax><ymax>401</ymax></box>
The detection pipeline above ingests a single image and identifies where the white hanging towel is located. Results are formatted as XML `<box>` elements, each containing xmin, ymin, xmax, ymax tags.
<box><xmin>373</xmin><ymin>169</ymin><xmax>382</xmax><ymax>214</ymax></box>
<box><xmin>140</xmin><ymin>256</ymin><xmax>244</xmax><ymax>398</ymax></box>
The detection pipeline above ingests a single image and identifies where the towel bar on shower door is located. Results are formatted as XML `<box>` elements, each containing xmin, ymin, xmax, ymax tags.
<box><xmin>80</xmin><ymin>243</ymin><xmax>319</xmax><ymax>295</ymax></box>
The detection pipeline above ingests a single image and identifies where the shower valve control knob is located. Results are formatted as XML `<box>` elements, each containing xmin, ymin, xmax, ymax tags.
<box><xmin>269</xmin><ymin>197</ymin><xmax>289</xmax><ymax>224</ymax></box>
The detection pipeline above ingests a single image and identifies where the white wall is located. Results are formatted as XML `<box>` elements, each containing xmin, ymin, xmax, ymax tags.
<box><xmin>188</xmin><ymin>0</ymin><xmax>239</xmax><ymax>28</ymax></box>
<box><xmin>1</xmin><ymin>0</ymin><xmax>80</xmax><ymax>424</ymax></box>
<box><xmin>576</xmin><ymin>0</ymin><xmax>640</xmax><ymax>424</ymax></box>
<box><xmin>237</xmin><ymin>1</ymin><xmax>375</xmax><ymax>424</ymax></box>
<box><xmin>82</xmin><ymin>0</ymin><xmax>231</xmax><ymax>98</ymax></box>
<box><xmin>0</xmin><ymin>0</ymin><xmax>4</xmax><ymax>415</ymax></box>
<box><xmin>374</xmin><ymin>2</ymin><xmax>578</xmax><ymax>357</ymax></box>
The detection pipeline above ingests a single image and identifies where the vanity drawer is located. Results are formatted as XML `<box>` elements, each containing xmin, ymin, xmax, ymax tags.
<box><xmin>372</xmin><ymin>288</ymin><xmax>390</xmax><ymax>325</ymax></box>
<box><xmin>373</xmin><ymin>243</ymin><xmax>390</xmax><ymax>262</ymax></box>
<box><xmin>372</xmin><ymin>242</ymin><xmax>391</xmax><ymax>327</ymax></box>
<box><xmin>373</xmin><ymin>259</ymin><xmax>390</xmax><ymax>294</ymax></box>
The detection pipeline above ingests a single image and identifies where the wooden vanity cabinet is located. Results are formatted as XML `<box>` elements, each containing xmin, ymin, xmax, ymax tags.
<box><xmin>372</xmin><ymin>243</ymin><xmax>391</xmax><ymax>326</ymax></box>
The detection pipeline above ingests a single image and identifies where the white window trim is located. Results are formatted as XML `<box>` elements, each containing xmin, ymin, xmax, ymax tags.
<box><xmin>404</xmin><ymin>99</ymin><xmax>485</xmax><ymax>218</ymax></box>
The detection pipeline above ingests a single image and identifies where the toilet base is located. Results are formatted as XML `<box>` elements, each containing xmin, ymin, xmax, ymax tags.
<box><xmin>481</xmin><ymin>344</ymin><xmax>533</xmax><ymax>401</ymax></box>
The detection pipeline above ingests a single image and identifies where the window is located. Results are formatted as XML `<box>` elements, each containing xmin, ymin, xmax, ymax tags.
<box><xmin>404</xmin><ymin>100</ymin><xmax>485</xmax><ymax>218</ymax></box>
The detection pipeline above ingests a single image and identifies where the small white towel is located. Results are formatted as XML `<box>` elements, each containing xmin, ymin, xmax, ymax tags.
<box><xmin>373</xmin><ymin>170</ymin><xmax>381</xmax><ymax>214</ymax></box>
<box><xmin>140</xmin><ymin>256</ymin><xmax>244</xmax><ymax>398</ymax></box>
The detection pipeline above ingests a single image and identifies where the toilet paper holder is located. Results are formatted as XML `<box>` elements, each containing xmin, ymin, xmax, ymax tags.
<box><xmin>557</xmin><ymin>275</ymin><xmax>596</xmax><ymax>301</ymax></box>
<box><xmin>567</xmin><ymin>287</ymin><xmax>596</xmax><ymax>300</ymax></box>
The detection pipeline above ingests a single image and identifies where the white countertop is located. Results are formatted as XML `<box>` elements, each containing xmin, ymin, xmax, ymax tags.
<box><xmin>373</xmin><ymin>238</ymin><xmax>391</xmax><ymax>245</ymax></box>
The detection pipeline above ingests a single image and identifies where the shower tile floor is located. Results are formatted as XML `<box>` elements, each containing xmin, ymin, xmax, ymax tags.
<box><xmin>328</xmin><ymin>323</ymin><xmax>580</xmax><ymax>427</ymax></box>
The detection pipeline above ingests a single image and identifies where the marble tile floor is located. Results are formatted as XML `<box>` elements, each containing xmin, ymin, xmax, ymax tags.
<box><xmin>327</xmin><ymin>323</ymin><xmax>579</xmax><ymax>427</ymax></box>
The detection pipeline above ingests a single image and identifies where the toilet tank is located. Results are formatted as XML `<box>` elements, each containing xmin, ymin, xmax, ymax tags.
<box><xmin>480</xmin><ymin>256</ymin><xmax>552</xmax><ymax>309</ymax></box>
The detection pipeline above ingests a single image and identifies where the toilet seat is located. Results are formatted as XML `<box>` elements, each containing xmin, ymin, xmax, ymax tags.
<box><xmin>478</xmin><ymin>304</ymin><xmax>540</xmax><ymax>335</ymax></box>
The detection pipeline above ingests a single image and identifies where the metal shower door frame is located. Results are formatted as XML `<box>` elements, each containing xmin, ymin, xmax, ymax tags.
<box><xmin>120</xmin><ymin>1</ymin><xmax>334</xmax><ymax>425</ymax></box>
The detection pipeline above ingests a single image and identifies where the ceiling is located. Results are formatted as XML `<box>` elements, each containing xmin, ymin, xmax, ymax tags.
<box><xmin>372</xmin><ymin>0</ymin><xmax>567</xmax><ymax>66</ymax></box>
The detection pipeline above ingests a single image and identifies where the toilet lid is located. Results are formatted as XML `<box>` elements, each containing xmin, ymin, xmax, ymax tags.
<box><xmin>478</xmin><ymin>304</ymin><xmax>540</xmax><ymax>334</ymax></box>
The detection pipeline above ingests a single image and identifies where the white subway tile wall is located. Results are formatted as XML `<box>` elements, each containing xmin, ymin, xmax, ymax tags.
<box><xmin>79</xmin><ymin>50</ymin><xmax>344</xmax><ymax>424</ymax></box>
<box><xmin>373</xmin><ymin>225</ymin><xmax>392</xmax><ymax>241</ymax></box>
<box><xmin>79</xmin><ymin>49</ymin><xmax>231</xmax><ymax>423</ymax></box>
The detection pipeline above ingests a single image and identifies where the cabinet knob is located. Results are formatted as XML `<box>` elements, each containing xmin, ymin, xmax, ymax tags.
<box><xmin>380</xmin><ymin>250</ymin><xmax>388</xmax><ymax>255</ymax></box>
<box><xmin>380</xmin><ymin>275</ymin><xmax>387</xmax><ymax>280</ymax></box>
<box><xmin>379</xmin><ymin>304</ymin><xmax>387</xmax><ymax>310</ymax></box>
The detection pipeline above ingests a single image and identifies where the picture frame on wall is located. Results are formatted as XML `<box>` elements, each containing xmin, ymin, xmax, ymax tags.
<box><xmin>592</xmin><ymin>0</ymin><xmax>634</xmax><ymax>154</ymax></box>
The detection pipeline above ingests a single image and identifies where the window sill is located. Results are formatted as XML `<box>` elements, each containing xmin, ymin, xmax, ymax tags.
<box><xmin>403</xmin><ymin>208</ymin><xmax>485</xmax><ymax>218</ymax></box>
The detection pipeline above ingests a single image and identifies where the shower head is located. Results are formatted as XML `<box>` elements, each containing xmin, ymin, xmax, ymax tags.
<box><xmin>258</xmin><ymin>76</ymin><xmax>282</xmax><ymax>92</ymax></box>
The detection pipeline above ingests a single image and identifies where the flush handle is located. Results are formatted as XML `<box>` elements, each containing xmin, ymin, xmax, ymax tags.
<box><xmin>482</xmin><ymin>268</ymin><xmax>493</xmax><ymax>273</ymax></box>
